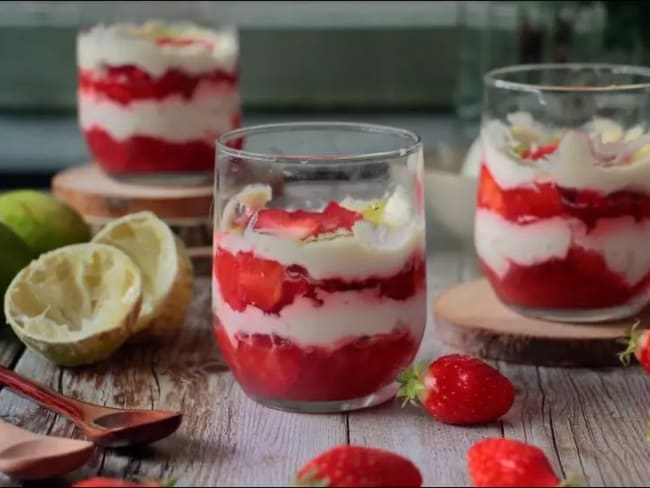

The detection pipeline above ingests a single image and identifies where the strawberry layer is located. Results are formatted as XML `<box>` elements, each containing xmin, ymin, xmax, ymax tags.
<box><xmin>480</xmin><ymin>253</ymin><xmax>650</xmax><ymax>310</ymax></box>
<box><xmin>213</xmin><ymin>275</ymin><xmax>427</xmax><ymax>347</ymax></box>
<box><xmin>215</xmin><ymin>321</ymin><xmax>420</xmax><ymax>402</ymax></box>
<box><xmin>83</xmin><ymin>126</ymin><xmax>233</xmax><ymax>174</ymax></box>
<box><xmin>79</xmin><ymin>66</ymin><xmax>238</xmax><ymax>104</ymax></box>
<box><xmin>478</xmin><ymin>164</ymin><xmax>650</xmax><ymax>228</ymax></box>
<box><xmin>214</xmin><ymin>247</ymin><xmax>426</xmax><ymax>315</ymax></box>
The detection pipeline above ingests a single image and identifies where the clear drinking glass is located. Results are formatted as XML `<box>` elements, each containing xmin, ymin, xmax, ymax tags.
<box><xmin>213</xmin><ymin>122</ymin><xmax>427</xmax><ymax>412</ymax></box>
<box><xmin>476</xmin><ymin>63</ymin><xmax>650</xmax><ymax>322</ymax></box>
<box><xmin>77</xmin><ymin>20</ymin><xmax>241</xmax><ymax>185</ymax></box>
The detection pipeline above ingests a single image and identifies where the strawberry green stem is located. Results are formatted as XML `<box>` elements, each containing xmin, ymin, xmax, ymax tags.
<box><xmin>290</xmin><ymin>469</ymin><xmax>330</xmax><ymax>487</ymax></box>
<box><xmin>396</xmin><ymin>361</ymin><xmax>428</xmax><ymax>407</ymax></box>
<box><xmin>617</xmin><ymin>320</ymin><xmax>642</xmax><ymax>367</ymax></box>
<box><xmin>559</xmin><ymin>472</ymin><xmax>587</xmax><ymax>487</ymax></box>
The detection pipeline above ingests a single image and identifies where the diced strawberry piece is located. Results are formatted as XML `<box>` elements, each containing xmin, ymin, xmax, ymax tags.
<box><xmin>320</xmin><ymin>202</ymin><xmax>363</xmax><ymax>232</ymax></box>
<box><xmin>254</xmin><ymin>209</ymin><xmax>321</xmax><ymax>240</ymax></box>
<box><xmin>237</xmin><ymin>252</ymin><xmax>285</xmax><ymax>311</ymax></box>
<box><xmin>477</xmin><ymin>164</ymin><xmax>506</xmax><ymax>214</ymax></box>
<box><xmin>215</xmin><ymin>248</ymin><xmax>244</xmax><ymax>311</ymax></box>
<box><xmin>521</xmin><ymin>142</ymin><xmax>558</xmax><ymax>160</ymax></box>
<box><xmin>477</xmin><ymin>164</ymin><xmax>562</xmax><ymax>222</ymax></box>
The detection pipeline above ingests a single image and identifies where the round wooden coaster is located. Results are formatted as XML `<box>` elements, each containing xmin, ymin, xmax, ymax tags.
<box><xmin>51</xmin><ymin>164</ymin><xmax>213</xmax><ymax>220</ymax></box>
<box><xmin>51</xmin><ymin>164</ymin><xmax>214</xmax><ymax>274</ymax></box>
<box><xmin>433</xmin><ymin>278</ymin><xmax>645</xmax><ymax>367</ymax></box>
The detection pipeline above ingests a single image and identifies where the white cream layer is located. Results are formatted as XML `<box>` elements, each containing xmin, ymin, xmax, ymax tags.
<box><xmin>482</xmin><ymin>120</ymin><xmax>650</xmax><ymax>194</ymax></box>
<box><xmin>77</xmin><ymin>21</ymin><xmax>238</xmax><ymax>77</ymax></box>
<box><xmin>213</xmin><ymin>282</ymin><xmax>427</xmax><ymax>348</ymax></box>
<box><xmin>79</xmin><ymin>88</ymin><xmax>240</xmax><ymax>142</ymax></box>
<box><xmin>475</xmin><ymin>208</ymin><xmax>650</xmax><ymax>286</ymax></box>
<box><xmin>217</xmin><ymin>221</ymin><xmax>425</xmax><ymax>281</ymax></box>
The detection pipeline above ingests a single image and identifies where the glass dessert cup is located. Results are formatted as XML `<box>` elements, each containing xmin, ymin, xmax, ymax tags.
<box><xmin>476</xmin><ymin>63</ymin><xmax>650</xmax><ymax>323</ymax></box>
<box><xmin>77</xmin><ymin>20</ymin><xmax>241</xmax><ymax>185</ymax></box>
<box><xmin>213</xmin><ymin>122</ymin><xmax>427</xmax><ymax>413</ymax></box>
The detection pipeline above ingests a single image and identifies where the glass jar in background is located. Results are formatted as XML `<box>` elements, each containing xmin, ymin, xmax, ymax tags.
<box><xmin>77</xmin><ymin>20</ymin><xmax>241</xmax><ymax>185</ymax></box>
<box><xmin>476</xmin><ymin>63</ymin><xmax>650</xmax><ymax>322</ymax></box>
<box><xmin>212</xmin><ymin>122</ymin><xmax>427</xmax><ymax>412</ymax></box>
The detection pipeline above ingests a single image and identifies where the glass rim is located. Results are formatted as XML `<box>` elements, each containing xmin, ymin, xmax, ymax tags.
<box><xmin>216</xmin><ymin>121</ymin><xmax>422</xmax><ymax>165</ymax></box>
<box><xmin>484</xmin><ymin>63</ymin><xmax>650</xmax><ymax>93</ymax></box>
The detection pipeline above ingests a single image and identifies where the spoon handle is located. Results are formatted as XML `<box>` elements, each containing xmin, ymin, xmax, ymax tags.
<box><xmin>0</xmin><ymin>365</ymin><xmax>86</xmax><ymax>425</ymax></box>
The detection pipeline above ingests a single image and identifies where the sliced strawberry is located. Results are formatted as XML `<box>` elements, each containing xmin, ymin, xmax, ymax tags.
<box><xmin>215</xmin><ymin>248</ymin><xmax>243</xmax><ymax>311</ymax></box>
<box><xmin>237</xmin><ymin>252</ymin><xmax>285</xmax><ymax>312</ymax></box>
<box><xmin>320</xmin><ymin>202</ymin><xmax>363</xmax><ymax>233</ymax></box>
<box><xmin>254</xmin><ymin>209</ymin><xmax>321</xmax><ymax>240</ymax></box>
<box><xmin>521</xmin><ymin>142</ymin><xmax>558</xmax><ymax>160</ymax></box>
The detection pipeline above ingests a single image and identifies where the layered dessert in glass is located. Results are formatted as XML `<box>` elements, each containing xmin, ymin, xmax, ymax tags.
<box><xmin>212</xmin><ymin>122</ymin><xmax>427</xmax><ymax>412</ymax></box>
<box><xmin>77</xmin><ymin>20</ymin><xmax>240</xmax><ymax>183</ymax></box>
<box><xmin>477</xmin><ymin>64</ymin><xmax>650</xmax><ymax>322</ymax></box>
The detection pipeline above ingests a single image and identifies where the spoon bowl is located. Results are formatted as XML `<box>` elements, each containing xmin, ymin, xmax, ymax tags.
<box><xmin>0</xmin><ymin>365</ymin><xmax>183</xmax><ymax>448</ymax></box>
<box><xmin>0</xmin><ymin>420</ymin><xmax>94</xmax><ymax>480</ymax></box>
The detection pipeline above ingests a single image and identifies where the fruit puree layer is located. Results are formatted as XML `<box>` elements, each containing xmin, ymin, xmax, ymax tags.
<box><xmin>213</xmin><ymin>185</ymin><xmax>426</xmax><ymax>402</ymax></box>
<box><xmin>77</xmin><ymin>21</ymin><xmax>240</xmax><ymax>174</ymax></box>
<box><xmin>477</xmin><ymin>113</ymin><xmax>650</xmax><ymax>311</ymax></box>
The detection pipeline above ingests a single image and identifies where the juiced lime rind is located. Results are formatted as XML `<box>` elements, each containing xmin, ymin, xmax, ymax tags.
<box><xmin>0</xmin><ymin>190</ymin><xmax>91</xmax><ymax>256</ymax></box>
<box><xmin>0</xmin><ymin>221</ymin><xmax>35</xmax><ymax>302</ymax></box>
<box><xmin>92</xmin><ymin>211</ymin><xmax>194</xmax><ymax>342</ymax></box>
<box><xmin>130</xmin><ymin>235</ymin><xmax>194</xmax><ymax>343</ymax></box>
<box><xmin>92</xmin><ymin>211</ymin><xmax>176</xmax><ymax>335</ymax></box>
<box><xmin>4</xmin><ymin>243</ymin><xmax>143</xmax><ymax>367</ymax></box>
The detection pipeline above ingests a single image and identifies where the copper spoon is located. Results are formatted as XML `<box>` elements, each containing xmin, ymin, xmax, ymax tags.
<box><xmin>0</xmin><ymin>419</ymin><xmax>94</xmax><ymax>480</ymax></box>
<box><xmin>0</xmin><ymin>365</ymin><xmax>183</xmax><ymax>448</ymax></box>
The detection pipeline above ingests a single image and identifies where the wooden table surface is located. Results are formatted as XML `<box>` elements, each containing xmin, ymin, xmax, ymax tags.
<box><xmin>1</xmin><ymin>248</ymin><xmax>649</xmax><ymax>487</ymax></box>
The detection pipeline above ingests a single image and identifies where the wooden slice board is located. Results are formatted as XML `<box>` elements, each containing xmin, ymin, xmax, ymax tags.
<box><xmin>433</xmin><ymin>278</ymin><xmax>647</xmax><ymax>367</ymax></box>
<box><xmin>51</xmin><ymin>164</ymin><xmax>213</xmax><ymax>275</ymax></box>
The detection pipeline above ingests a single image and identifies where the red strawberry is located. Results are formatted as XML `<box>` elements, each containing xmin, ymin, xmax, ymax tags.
<box><xmin>71</xmin><ymin>477</ymin><xmax>174</xmax><ymax>487</ymax></box>
<box><xmin>237</xmin><ymin>252</ymin><xmax>284</xmax><ymax>311</ymax></box>
<box><xmin>397</xmin><ymin>354</ymin><xmax>515</xmax><ymax>425</ymax></box>
<box><xmin>618</xmin><ymin>321</ymin><xmax>650</xmax><ymax>374</ymax></box>
<box><xmin>294</xmin><ymin>445</ymin><xmax>422</xmax><ymax>487</ymax></box>
<box><xmin>319</xmin><ymin>202</ymin><xmax>362</xmax><ymax>233</ymax></box>
<box><xmin>254</xmin><ymin>209</ymin><xmax>321</xmax><ymax>240</ymax></box>
<box><xmin>467</xmin><ymin>438</ymin><xmax>563</xmax><ymax>487</ymax></box>
<box><xmin>521</xmin><ymin>142</ymin><xmax>559</xmax><ymax>160</ymax></box>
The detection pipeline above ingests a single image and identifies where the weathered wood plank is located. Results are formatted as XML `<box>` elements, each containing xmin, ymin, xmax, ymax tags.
<box><xmin>0</xmin><ymin>328</ymin><xmax>22</xmax><ymax>368</ymax></box>
<box><xmin>347</xmin><ymin>250</ymin><xmax>502</xmax><ymax>486</ymax></box>
<box><xmin>0</xmin><ymin>278</ymin><xmax>347</xmax><ymax>487</ymax></box>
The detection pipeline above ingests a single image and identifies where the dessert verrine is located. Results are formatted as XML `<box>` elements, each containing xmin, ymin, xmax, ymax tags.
<box><xmin>476</xmin><ymin>112</ymin><xmax>650</xmax><ymax>320</ymax></box>
<box><xmin>77</xmin><ymin>20</ymin><xmax>240</xmax><ymax>181</ymax></box>
<box><xmin>213</xmin><ymin>184</ymin><xmax>427</xmax><ymax>405</ymax></box>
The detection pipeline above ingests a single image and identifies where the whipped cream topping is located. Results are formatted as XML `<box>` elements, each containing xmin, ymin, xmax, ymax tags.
<box><xmin>482</xmin><ymin>114</ymin><xmax>650</xmax><ymax>193</ymax></box>
<box><xmin>77</xmin><ymin>20</ymin><xmax>239</xmax><ymax>77</ymax></box>
<box><xmin>216</xmin><ymin>184</ymin><xmax>426</xmax><ymax>280</ymax></box>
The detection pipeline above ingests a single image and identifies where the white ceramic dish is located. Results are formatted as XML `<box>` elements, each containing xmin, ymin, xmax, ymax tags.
<box><xmin>423</xmin><ymin>142</ymin><xmax>479</xmax><ymax>245</ymax></box>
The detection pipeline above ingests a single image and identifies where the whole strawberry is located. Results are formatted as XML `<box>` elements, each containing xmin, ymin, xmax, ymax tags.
<box><xmin>618</xmin><ymin>321</ymin><xmax>650</xmax><ymax>374</ymax></box>
<box><xmin>397</xmin><ymin>354</ymin><xmax>515</xmax><ymax>425</ymax></box>
<box><xmin>467</xmin><ymin>438</ymin><xmax>562</xmax><ymax>487</ymax></box>
<box><xmin>293</xmin><ymin>445</ymin><xmax>422</xmax><ymax>487</ymax></box>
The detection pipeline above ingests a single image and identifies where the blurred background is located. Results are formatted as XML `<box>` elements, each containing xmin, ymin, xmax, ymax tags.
<box><xmin>0</xmin><ymin>0</ymin><xmax>647</xmax><ymax>188</ymax></box>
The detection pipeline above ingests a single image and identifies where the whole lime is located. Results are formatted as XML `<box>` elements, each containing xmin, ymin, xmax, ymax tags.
<box><xmin>0</xmin><ymin>190</ymin><xmax>91</xmax><ymax>256</ymax></box>
<box><xmin>0</xmin><ymin>221</ymin><xmax>34</xmax><ymax>302</ymax></box>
